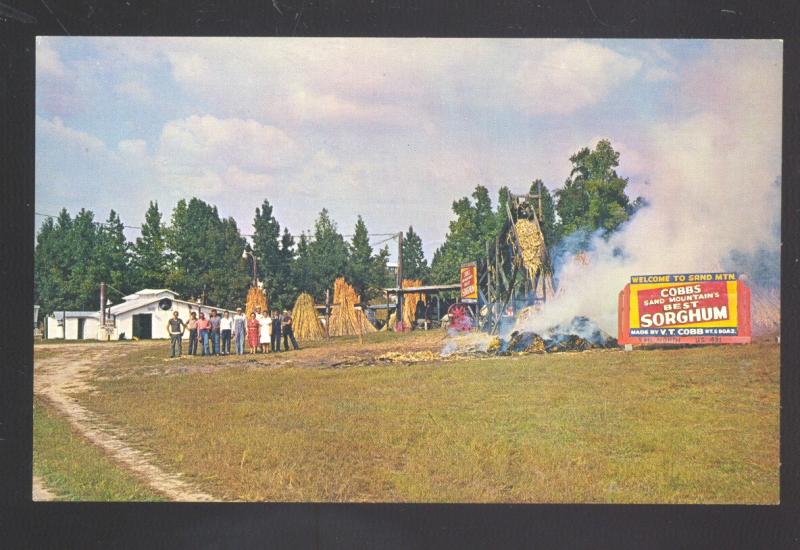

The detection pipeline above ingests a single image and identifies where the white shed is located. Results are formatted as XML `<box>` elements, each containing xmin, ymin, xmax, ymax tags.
<box><xmin>46</xmin><ymin>288</ymin><xmax>237</xmax><ymax>340</ymax></box>
<box><xmin>46</xmin><ymin>311</ymin><xmax>101</xmax><ymax>340</ymax></box>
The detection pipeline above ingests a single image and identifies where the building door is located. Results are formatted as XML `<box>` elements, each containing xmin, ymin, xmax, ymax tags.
<box><xmin>77</xmin><ymin>318</ymin><xmax>85</xmax><ymax>339</ymax></box>
<box><xmin>132</xmin><ymin>314</ymin><xmax>152</xmax><ymax>339</ymax></box>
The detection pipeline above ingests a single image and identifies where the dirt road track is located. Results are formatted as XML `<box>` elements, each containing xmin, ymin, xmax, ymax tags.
<box><xmin>32</xmin><ymin>475</ymin><xmax>57</xmax><ymax>501</ymax></box>
<box><xmin>34</xmin><ymin>342</ymin><xmax>215</xmax><ymax>502</ymax></box>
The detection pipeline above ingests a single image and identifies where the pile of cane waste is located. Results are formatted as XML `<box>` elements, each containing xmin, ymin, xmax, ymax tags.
<box><xmin>291</xmin><ymin>292</ymin><xmax>325</xmax><ymax>340</ymax></box>
<box><xmin>502</xmin><ymin>316</ymin><xmax>617</xmax><ymax>354</ymax></box>
<box><xmin>441</xmin><ymin>332</ymin><xmax>502</xmax><ymax>357</ymax></box>
<box><xmin>441</xmin><ymin>316</ymin><xmax>618</xmax><ymax>357</ymax></box>
<box><xmin>377</xmin><ymin>350</ymin><xmax>441</xmax><ymax>363</ymax></box>
<box><xmin>245</xmin><ymin>286</ymin><xmax>268</xmax><ymax>318</ymax></box>
<box><xmin>327</xmin><ymin>277</ymin><xmax>377</xmax><ymax>337</ymax></box>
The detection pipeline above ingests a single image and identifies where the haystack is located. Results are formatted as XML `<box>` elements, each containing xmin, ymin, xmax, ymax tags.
<box><xmin>401</xmin><ymin>278</ymin><xmax>426</xmax><ymax>327</ymax></box>
<box><xmin>328</xmin><ymin>277</ymin><xmax>377</xmax><ymax>336</ymax></box>
<box><xmin>245</xmin><ymin>286</ymin><xmax>268</xmax><ymax>318</ymax></box>
<box><xmin>291</xmin><ymin>292</ymin><xmax>325</xmax><ymax>340</ymax></box>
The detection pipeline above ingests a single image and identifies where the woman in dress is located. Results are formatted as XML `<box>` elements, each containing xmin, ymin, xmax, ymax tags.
<box><xmin>247</xmin><ymin>312</ymin><xmax>260</xmax><ymax>354</ymax></box>
<box><xmin>259</xmin><ymin>308</ymin><xmax>272</xmax><ymax>353</ymax></box>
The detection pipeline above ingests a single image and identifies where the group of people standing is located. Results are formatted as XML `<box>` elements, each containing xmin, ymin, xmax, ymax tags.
<box><xmin>166</xmin><ymin>306</ymin><xmax>299</xmax><ymax>358</ymax></box>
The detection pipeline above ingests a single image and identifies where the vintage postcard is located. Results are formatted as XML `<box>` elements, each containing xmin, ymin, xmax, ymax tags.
<box><xmin>33</xmin><ymin>37</ymin><xmax>780</xmax><ymax>503</ymax></box>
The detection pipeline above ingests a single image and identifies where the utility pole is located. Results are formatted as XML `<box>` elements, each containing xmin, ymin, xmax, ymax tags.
<box><xmin>325</xmin><ymin>288</ymin><xmax>331</xmax><ymax>339</ymax></box>
<box><xmin>537</xmin><ymin>180</ymin><xmax>543</xmax><ymax>222</ymax></box>
<box><xmin>396</xmin><ymin>231</ymin><xmax>404</xmax><ymax>331</ymax></box>
<box><xmin>100</xmin><ymin>281</ymin><xmax>106</xmax><ymax>326</ymax></box>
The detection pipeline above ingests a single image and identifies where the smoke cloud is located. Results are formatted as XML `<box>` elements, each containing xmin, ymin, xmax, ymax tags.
<box><xmin>516</xmin><ymin>41</ymin><xmax>782</xmax><ymax>337</ymax></box>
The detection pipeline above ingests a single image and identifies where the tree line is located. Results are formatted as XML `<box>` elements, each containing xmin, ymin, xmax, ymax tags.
<box><xmin>428</xmin><ymin>139</ymin><xmax>644</xmax><ymax>283</ymax></box>
<box><xmin>35</xmin><ymin>139</ymin><xmax>642</xmax><ymax>315</ymax></box>
<box><xmin>34</xmin><ymin>198</ymin><xmax>415</xmax><ymax>315</ymax></box>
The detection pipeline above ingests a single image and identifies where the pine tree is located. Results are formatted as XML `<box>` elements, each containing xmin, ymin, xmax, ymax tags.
<box><xmin>91</xmin><ymin>209</ymin><xmax>131</xmax><ymax>297</ymax></box>
<box><xmin>252</xmin><ymin>199</ymin><xmax>282</xmax><ymax>304</ymax></box>
<box><xmin>308</xmin><ymin>209</ymin><xmax>349</xmax><ymax>302</ymax></box>
<box><xmin>273</xmin><ymin>227</ymin><xmax>296</xmax><ymax>310</ymax></box>
<box><xmin>65</xmin><ymin>208</ymin><xmax>100</xmax><ymax>310</ymax></box>
<box><xmin>131</xmin><ymin>201</ymin><xmax>169</xmax><ymax>291</ymax></box>
<box><xmin>346</xmin><ymin>216</ymin><xmax>374</xmax><ymax>300</ymax></box>
<box><xmin>401</xmin><ymin>225</ymin><xmax>430</xmax><ymax>282</ymax></box>
<box><xmin>34</xmin><ymin>211</ymin><xmax>71</xmax><ymax>315</ymax></box>
<box><xmin>291</xmin><ymin>232</ymin><xmax>315</xmax><ymax>298</ymax></box>
<box><xmin>204</xmin><ymin>216</ymin><xmax>250</xmax><ymax>309</ymax></box>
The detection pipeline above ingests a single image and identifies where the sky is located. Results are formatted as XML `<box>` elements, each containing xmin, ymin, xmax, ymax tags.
<box><xmin>35</xmin><ymin>38</ymin><xmax>782</xmax><ymax>268</ymax></box>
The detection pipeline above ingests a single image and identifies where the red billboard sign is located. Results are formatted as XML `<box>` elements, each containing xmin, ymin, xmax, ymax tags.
<box><xmin>618</xmin><ymin>272</ymin><xmax>751</xmax><ymax>345</ymax></box>
<box><xmin>460</xmin><ymin>262</ymin><xmax>478</xmax><ymax>303</ymax></box>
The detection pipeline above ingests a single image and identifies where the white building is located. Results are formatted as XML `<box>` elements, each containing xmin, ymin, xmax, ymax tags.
<box><xmin>45</xmin><ymin>288</ymin><xmax>237</xmax><ymax>340</ymax></box>
<box><xmin>45</xmin><ymin>310</ymin><xmax>100</xmax><ymax>340</ymax></box>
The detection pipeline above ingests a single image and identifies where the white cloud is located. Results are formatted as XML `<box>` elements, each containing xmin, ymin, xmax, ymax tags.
<box><xmin>115</xmin><ymin>79</ymin><xmax>154</xmax><ymax>103</ymax></box>
<box><xmin>118</xmin><ymin>139</ymin><xmax>148</xmax><ymax>157</ymax></box>
<box><xmin>37</xmin><ymin>116</ymin><xmax>109</xmax><ymax>157</ymax></box>
<box><xmin>37</xmin><ymin>39</ymin><xmax>66</xmax><ymax>78</ymax></box>
<box><xmin>643</xmin><ymin>67</ymin><xmax>677</xmax><ymax>82</ymax></box>
<box><xmin>512</xmin><ymin>41</ymin><xmax>642</xmax><ymax>115</ymax></box>
<box><xmin>158</xmin><ymin>115</ymin><xmax>298</xmax><ymax>171</ymax></box>
<box><xmin>154</xmin><ymin>115</ymin><xmax>300</xmax><ymax>198</ymax></box>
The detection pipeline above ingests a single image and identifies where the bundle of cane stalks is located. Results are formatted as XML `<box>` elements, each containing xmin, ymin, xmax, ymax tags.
<box><xmin>291</xmin><ymin>292</ymin><xmax>325</xmax><ymax>340</ymax></box>
<box><xmin>327</xmin><ymin>277</ymin><xmax>376</xmax><ymax>336</ymax></box>
<box><xmin>245</xmin><ymin>286</ymin><xmax>268</xmax><ymax>318</ymax></box>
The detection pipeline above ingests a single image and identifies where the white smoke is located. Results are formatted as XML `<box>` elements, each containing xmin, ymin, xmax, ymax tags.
<box><xmin>517</xmin><ymin>41</ymin><xmax>782</xmax><ymax>337</ymax></box>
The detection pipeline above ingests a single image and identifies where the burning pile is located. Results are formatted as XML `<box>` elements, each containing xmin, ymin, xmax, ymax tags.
<box><xmin>441</xmin><ymin>316</ymin><xmax>618</xmax><ymax>357</ymax></box>
<box><xmin>245</xmin><ymin>286</ymin><xmax>268</xmax><ymax>318</ymax></box>
<box><xmin>291</xmin><ymin>292</ymin><xmax>325</xmax><ymax>340</ymax></box>
<box><xmin>328</xmin><ymin>277</ymin><xmax>377</xmax><ymax>337</ymax></box>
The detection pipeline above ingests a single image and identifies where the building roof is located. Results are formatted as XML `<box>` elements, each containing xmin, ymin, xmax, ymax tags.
<box><xmin>109</xmin><ymin>297</ymin><xmax>159</xmax><ymax>316</ymax></box>
<box><xmin>122</xmin><ymin>288</ymin><xmax>178</xmax><ymax>301</ymax></box>
<box><xmin>52</xmin><ymin>311</ymin><xmax>100</xmax><ymax>321</ymax></box>
<box><xmin>383</xmin><ymin>284</ymin><xmax>462</xmax><ymax>293</ymax></box>
<box><xmin>109</xmin><ymin>296</ymin><xmax>238</xmax><ymax>316</ymax></box>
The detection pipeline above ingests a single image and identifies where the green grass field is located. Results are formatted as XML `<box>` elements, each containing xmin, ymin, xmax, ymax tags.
<box><xmin>33</xmin><ymin>397</ymin><xmax>166</xmax><ymax>501</ymax></box>
<box><xmin>67</xmin><ymin>336</ymin><xmax>778</xmax><ymax>503</ymax></box>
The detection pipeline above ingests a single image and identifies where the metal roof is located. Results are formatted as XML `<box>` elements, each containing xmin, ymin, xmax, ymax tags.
<box><xmin>121</xmin><ymin>288</ymin><xmax>178</xmax><ymax>301</ymax></box>
<box><xmin>52</xmin><ymin>311</ymin><xmax>100</xmax><ymax>320</ymax></box>
<box><xmin>109</xmin><ymin>296</ymin><xmax>237</xmax><ymax>316</ymax></box>
<box><xmin>383</xmin><ymin>284</ymin><xmax>461</xmax><ymax>293</ymax></box>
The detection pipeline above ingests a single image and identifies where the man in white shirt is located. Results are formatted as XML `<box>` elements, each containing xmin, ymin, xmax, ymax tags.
<box><xmin>220</xmin><ymin>310</ymin><xmax>233</xmax><ymax>355</ymax></box>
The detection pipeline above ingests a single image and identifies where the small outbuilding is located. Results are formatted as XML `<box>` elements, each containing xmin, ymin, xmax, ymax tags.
<box><xmin>45</xmin><ymin>288</ymin><xmax>236</xmax><ymax>340</ymax></box>
<box><xmin>45</xmin><ymin>310</ymin><xmax>100</xmax><ymax>340</ymax></box>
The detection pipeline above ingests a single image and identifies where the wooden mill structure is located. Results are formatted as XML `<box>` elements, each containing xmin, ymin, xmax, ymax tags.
<box><xmin>480</xmin><ymin>183</ymin><xmax>555</xmax><ymax>333</ymax></box>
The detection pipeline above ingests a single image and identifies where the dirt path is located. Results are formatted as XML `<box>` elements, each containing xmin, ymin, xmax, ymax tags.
<box><xmin>34</xmin><ymin>342</ymin><xmax>215</xmax><ymax>502</ymax></box>
<box><xmin>32</xmin><ymin>475</ymin><xmax>57</xmax><ymax>501</ymax></box>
